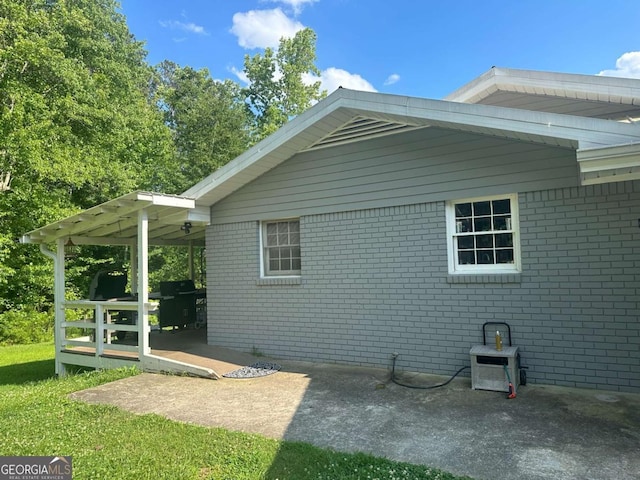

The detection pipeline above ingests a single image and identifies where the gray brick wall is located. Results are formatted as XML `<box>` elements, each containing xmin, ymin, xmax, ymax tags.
<box><xmin>207</xmin><ymin>181</ymin><xmax>640</xmax><ymax>392</ymax></box>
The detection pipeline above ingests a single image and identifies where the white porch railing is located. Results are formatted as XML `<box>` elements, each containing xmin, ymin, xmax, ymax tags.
<box><xmin>58</xmin><ymin>300</ymin><xmax>217</xmax><ymax>378</ymax></box>
<box><xmin>61</xmin><ymin>300</ymin><xmax>157</xmax><ymax>365</ymax></box>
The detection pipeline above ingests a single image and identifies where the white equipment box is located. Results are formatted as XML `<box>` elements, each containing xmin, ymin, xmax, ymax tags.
<box><xmin>470</xmin><ymin>345</ymin><xmax>520</xmax><ymax>393</ymax></box>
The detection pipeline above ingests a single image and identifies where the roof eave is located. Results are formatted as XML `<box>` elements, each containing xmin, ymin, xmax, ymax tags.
<box><xmin>577</xmin><ymin>142</ymin><xmax>640</xmax><ymax>185</ymax></box>
<box><xmin>445</xmin><ymin>66</ymin><xmax>640</xmax><ymax>105</ymax></box>
<box><xmin>184</xmin><ymin>89</ymin><xmax>640</xmax><ymax>208</ymax></box>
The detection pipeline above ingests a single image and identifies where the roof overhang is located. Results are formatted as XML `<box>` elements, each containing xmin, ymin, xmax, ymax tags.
<box><xmin>445</xmin><ymin>67</ymin><xmax>640</xmax><ymax>121</ymax></box>
<box><xmin>577</xmin><ymin>142</ymin><xmax>640</xmax><ymax>185</ymax></box>
<box><xmin>20</xmin><ymin>191</ymin><xmax>209</xmax><ymax>247</ymax></box>
<box><xmin>184</xmin><ymin>87</ymin><xmax>640</xmax><ymax>207</ymax></box>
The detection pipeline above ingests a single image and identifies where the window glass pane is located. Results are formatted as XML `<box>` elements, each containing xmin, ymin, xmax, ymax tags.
<box><xmin>493</xmin><ymin>215</ymin><xmax>512</xmax><ymax>231</ymax></box>
<box><xmin>492</xmin><ymin>199</ymin><xmax>511</xmax><ymax>215</ymax></box>
<box><xmin>450</xmin><ymin>196</ymin><xmax>516</xmax><ymax>271</ymax></box>
<box><xmin>458</xmin><ymin>251</ymin><xmax>475</xmax><ymax>264</ymax></box>
<box><xmin>456</xmin><ymin>218</ymin><xmax>472</xmax><ymax>233</ymax></box>
<box><xmin>473</xmin><ymin>201</ymin><xmax>491</xmax><ymax>216</ymax></box>
<box><xmin>264</xmin><ymin>220</ymin><xmax>301</xmax><ymax>275</ymax></box>
<box><xmin>477</xmin><ymin>250</ymin><xmax>494</xmax><ymax>264</ymax></box>
<box><xmin>455</xmin><ymin>203</ymin><xmax>472</xmax><ymax>218</ymax></box>
<box><xmin>474</xmin><ymin>217</ymin><xmax>491</xmax><ymax>232</ymax></box>
<box><xmin>457</xmin><ymin>236</ymin><xmax>474</xmax><ymax>249</ymax></box>
<box><xmin>476</xmin><ymin>234</ymin><xmax>493</xmax><ymax>248</ymax></box>
<box><xmin>496</xmin><ymin>249</ymin><xmax>514</xmax><ymax>264</ymax></box>
<box><xmin>495</xmin><ymin>233</ymin><xmax>513</xmax><ymax>248</ymax></box>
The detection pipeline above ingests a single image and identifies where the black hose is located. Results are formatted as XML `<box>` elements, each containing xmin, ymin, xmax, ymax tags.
<box><xmin>391</xmin><ymin>355</ymin><xmax>469</xmax><ymax>390</ymax></box>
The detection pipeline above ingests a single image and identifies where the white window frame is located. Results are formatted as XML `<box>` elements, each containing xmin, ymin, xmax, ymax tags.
<box><xmin>260</xmin><ymin>219</ymin><xmax>301</xmax><ymax>277</ymax></box>
<box><xmin>445</xmin><ymin>193</ymin><xmax>521</xmax><ymax>274</ymax></box>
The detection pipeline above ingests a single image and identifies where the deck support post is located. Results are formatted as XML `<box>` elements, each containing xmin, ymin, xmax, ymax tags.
<box><xmin>137</xmin><ymin>208</ymin><xmax>150</xmax><ymax>357</ymax></box>
<box><xmin>53</xmin><ymin>239</ymin><xmax>67</xmax><ymax>376</ymax></box>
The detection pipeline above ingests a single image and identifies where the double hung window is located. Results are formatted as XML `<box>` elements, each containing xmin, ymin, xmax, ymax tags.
<box><xmin>261</xmin><ymin>219</ymin><xmax>301</xmax><ymax>276</ymax></box>
<box><xmin>446</xmin><ymin>194</ymin><xmax>520</xmax><ymax>274</ymax></box>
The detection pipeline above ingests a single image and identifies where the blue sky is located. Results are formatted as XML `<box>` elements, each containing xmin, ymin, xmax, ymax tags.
<box><xmin>118</xmin><ymin>0</ymin><xmax>640</xmax><ymax>99</ymax></box>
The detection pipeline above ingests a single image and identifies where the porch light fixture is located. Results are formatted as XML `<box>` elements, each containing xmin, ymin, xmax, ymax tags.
<box><xmin>64</xmin><ymin>237</ymin><xmax>78</xmax><ymax>259</ymax></box>
<box><xmin>181</xmin><ymin>221</ymin><xmax>192</xmax><ymax>235</ymax></box>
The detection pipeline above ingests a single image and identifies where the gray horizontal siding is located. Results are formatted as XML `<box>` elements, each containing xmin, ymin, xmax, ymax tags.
<box><xmin>210</xmin><ymin>127</ymin><xmax>578</xmax><ymax>224</ymax></box>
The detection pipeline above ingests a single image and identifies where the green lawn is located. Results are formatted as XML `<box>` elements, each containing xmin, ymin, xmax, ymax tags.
<box><xmin>0</xmin><ymin>343</ymin><xmax>471</xmax><ymax>480</ymax></box>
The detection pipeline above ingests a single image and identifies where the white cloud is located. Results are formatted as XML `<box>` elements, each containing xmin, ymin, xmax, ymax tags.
<box><xmin>305</xmin><ymin>67</ymin><xmax>377</xmax><ymax>94</ymax></box>
<box><xmin>384</xmin><ymin>73</ymin><xmax>400</xmax><ymax>86</ymax></box>
<box><xmin>231</xmin><ymin>8</ymin><xmax>304</xmax><ymax>49</ymax></box>
<box><xmin>598</xmin><ymin>51</ymin><xmax>640</xmax><ymax>79</ymax></box>
<box><xmin>159</xmin><ymin>20</ymin><xmax>208</xmax><ymax>36</ymax></box>
<box><xmin>265</xmin><ymin>0</ymin><xmax>319</xmax><ymax>15</ymax></box>
<box><xmin>230</xmin><ymin>66</ymin><xmax>250</xmax><ymax>85</ymax></box>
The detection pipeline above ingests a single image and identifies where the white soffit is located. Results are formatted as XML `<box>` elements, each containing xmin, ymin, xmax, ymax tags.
<box><xmin>21</xmin><ymin>191</ymin><xmax>209</xmax><ymax>246</ymax></box>
<box><xmin>577</xmin><ymin>142</ymin><xmax>640</xmax><ymax>185</ymax></box>
<box><xmin>446</xmin><ymin>67</ymin><xmax>640</xmax><ymax>121</ymax></box>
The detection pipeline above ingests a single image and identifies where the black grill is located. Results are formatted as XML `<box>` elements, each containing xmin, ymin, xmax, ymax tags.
<box><xmin>158</xmin><ymin>280</ymin><xmax>197</xmax><ymax>331</ymax></box>
<box><xmin>89</xmin><ymin>270</ymin><xmax>128</xmax><ymax>300</ymax></box>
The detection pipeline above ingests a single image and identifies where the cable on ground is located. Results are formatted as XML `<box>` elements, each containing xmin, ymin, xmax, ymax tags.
<box><xmin>391</xmin><ymin>354</ymin><xmax>469</xmax><ymax>390</ymax></box>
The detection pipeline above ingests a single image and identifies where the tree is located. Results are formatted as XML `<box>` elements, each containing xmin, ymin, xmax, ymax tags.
<box><xmin>152</xmin><ymin>61</ymin><xmax>251</xmax><ymax>193</ymax></box>
<box><xmin>243</xmin><ymin>28</ymin><xmax>326</xmax><ymax>140</ymax></box>
<box><xmin>0</xmin><ymin>0</ymin><xmax>173</xmax><ymax>314</ymax></box>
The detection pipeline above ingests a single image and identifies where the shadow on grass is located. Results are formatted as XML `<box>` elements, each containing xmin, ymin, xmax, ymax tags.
<box><xmin>0</xmin><ymin>359</ymin><xmax>55</xmax><ymax>385</ymax></box>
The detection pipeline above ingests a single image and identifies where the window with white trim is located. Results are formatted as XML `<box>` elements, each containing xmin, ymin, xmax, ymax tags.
<box><xmin>446</xmin><ymin>194</ymin><xmax>520</xmax><ymax>274</ymax></box>
<box><xmin>261</xmin><ymin>219</ymin><xmax>301</xmax><ymax>276</ymax></box>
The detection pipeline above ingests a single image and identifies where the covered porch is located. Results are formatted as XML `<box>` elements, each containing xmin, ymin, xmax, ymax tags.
<box><xmin>20</xmin><ymin>191</ymin><xmax>224</xmax><ymax>379</ymax></box>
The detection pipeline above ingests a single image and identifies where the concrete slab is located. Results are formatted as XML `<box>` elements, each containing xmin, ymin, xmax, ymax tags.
<box><xmin>70</xmin><ymin>357</ymin><xmax>640</xmax><ymax>480</ymax></box>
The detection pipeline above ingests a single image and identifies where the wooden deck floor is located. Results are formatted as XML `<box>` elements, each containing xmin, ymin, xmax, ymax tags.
<box><xmin>62</xmin><ymin>327</ymin><xmax>261</xmax><ymax>378</ymax></box>
<box><xmin>149</xmin><ymin>328</ymin><xmax>261</xmax><ymax>376</ymax></box>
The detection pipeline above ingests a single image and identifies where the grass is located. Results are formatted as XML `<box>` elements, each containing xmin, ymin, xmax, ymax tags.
<box><xmin>0</xmin><ymin>343</ymin><xmax>472</xmax><ymax>480</ymax></box>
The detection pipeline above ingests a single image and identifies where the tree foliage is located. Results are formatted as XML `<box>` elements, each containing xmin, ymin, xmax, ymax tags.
<box><xmin>152</xmin><ymin>61</ymin><xmax>251</xmax><ymax>193</ymax></box>
<box><xmin>0</xmin><ymin>1</ymin><xmax>326</xmax><ymax>323</ymax></box>
<box><xmin>243</xmin><ymin>28</ymin><xmax>326</xmax><ymax>140</ymax></box>
<box><xmin>0</xmin><ymin>0</ymin><xmax>173</xmax><ymax>313</ymax></box>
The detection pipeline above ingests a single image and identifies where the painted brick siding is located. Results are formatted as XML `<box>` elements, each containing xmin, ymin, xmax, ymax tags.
<box><xmin>207</xmin><ymin>181</ymin><xmax>640</xmax><ymax>392</ymax></box>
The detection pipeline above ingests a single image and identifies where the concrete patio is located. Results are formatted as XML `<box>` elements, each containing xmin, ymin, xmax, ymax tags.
<box><xmin>70</xmin><ymin>332</ymin><xmax>640</xmax><ymax>480</ymax></box>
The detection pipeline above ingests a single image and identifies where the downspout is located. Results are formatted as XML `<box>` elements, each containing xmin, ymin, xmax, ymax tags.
<box><xmin>39</xmin><ymin>243</ymin><xmax>66</xmax><ymax>376</ymax></box>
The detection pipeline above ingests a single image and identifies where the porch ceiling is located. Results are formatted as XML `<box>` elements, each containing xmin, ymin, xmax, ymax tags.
<box><xmin>20</xmin><ymin>191</ymin><xmax>209</xmax><ymax>247</ymax></box>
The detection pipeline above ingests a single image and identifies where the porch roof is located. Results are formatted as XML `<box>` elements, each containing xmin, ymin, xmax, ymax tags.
<box><xmin>20</xmin><ymin>191</ymin><xmax>209</xmax><ymax>247</ymax></box>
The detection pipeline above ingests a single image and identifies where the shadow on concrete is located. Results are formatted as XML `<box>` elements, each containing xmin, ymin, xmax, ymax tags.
<box><xmin>69</xmin><ymin>341</ymin><xmax>640</xmax><ymax>480</ymax></box>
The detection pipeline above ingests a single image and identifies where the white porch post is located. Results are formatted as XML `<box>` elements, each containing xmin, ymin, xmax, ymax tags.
<box><xmin>137</xmin><ymin>208</ymin><xmax>150</xmax><ymax>357</ymax></box>
<box><xmin>54</xmin><ymin>239</ymin><xmax>67</xmax><ymax>376</ymax></box>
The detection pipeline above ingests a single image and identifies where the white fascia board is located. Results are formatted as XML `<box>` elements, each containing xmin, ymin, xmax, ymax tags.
<box><xmin>446</xmin><ymin>67</ymin><xmax>640</xmax><ymax>105</ymax></box>
<box><xmin>577</xmin><ymin>142</ymin><xmax>640</xmax><ymax>185</ymax></box>
<box><xmin>184</xmin><ymin>87</ymin><xmax>640</xmax><ymax>208</ymax></box>
<box><xmin>344</xmin><ymin>90</ymin><xmax>640</xmax><ymax>147</ymax></box>
<box><xmin>136</xmin><ymin>192</ymin><xmax>195</xmax><ymax>208</ymax></box>
<box><xmin>183</xmin><ymin>89</ymin><xmax>347</xmax><ymax>204</ymax></box>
